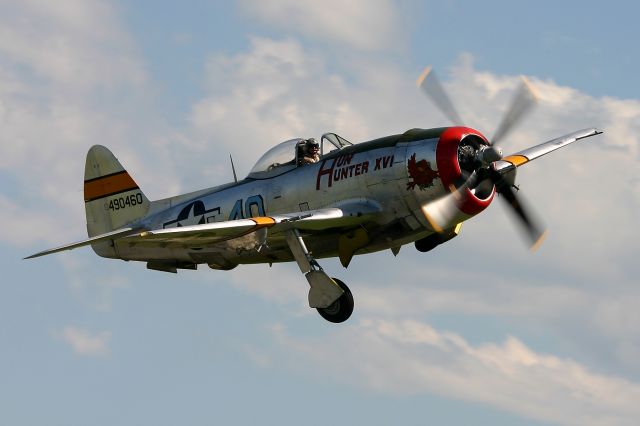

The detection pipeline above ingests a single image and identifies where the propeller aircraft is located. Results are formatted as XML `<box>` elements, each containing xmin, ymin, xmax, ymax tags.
<box><xmin>26</xmin><ymin>68</ymin><xmax>602</xmax><ymax>323</ymax></box>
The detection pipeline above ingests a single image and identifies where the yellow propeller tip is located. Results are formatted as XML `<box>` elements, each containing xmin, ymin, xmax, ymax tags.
<box><xmin>530</xmin><ymin>230</ymin><xmax>548</xmax><ymax>252</ymax></box>
<box><xmin>520</xmin><ymin>76</ymin><xmax>540</xmax><ymax>102</ymax></box>
<box><xmin>416</xmin><ymin>65</ymin><xmax>433</xmax><ymax>87</ymax></box>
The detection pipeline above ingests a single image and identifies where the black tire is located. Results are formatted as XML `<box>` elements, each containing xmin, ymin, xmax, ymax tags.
<box><xmin>316</xmin><ymin>278</ymin><xmax>354</xmax><ymax>323</ymax></box>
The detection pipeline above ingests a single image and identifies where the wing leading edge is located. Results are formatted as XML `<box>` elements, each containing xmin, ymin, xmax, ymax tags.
<box><xmin>25</xmin><ymin>203</ymin><xmax>382</xmax><ymax>258</ymax></box>
<box><xmin>24</xmin><ymin>227</ymin><xmax>140</xmax><ymax>259</ymax></box>
<box><xmin>126</xmin><ymin>204</ymin><xmax>380</xmax><ymax>246</ymax></box>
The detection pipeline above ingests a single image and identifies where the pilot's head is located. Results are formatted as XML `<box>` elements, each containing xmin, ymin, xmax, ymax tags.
<box><xmin>306</xmin><ymin>138</ymin><xmax>319</xmax><ymax>153</ymax></box>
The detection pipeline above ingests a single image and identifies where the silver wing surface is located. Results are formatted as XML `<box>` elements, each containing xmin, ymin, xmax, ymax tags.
<box><xmin>26</xmin><ymin>203</ymin><xmax>381</xmax><ymax>258</ymax></box>
<box><xmin>494</xmin><ymin>128</ymin><xmax>602</xmax><ymax>171</ymax></box>
<box><xmin>127</xmin><ymin>206</ymin><xmax>376</xmax><ymax>246</ymax></box>
<box><xmin>24</xmin><ymin>227</ymin><xmax>140</xmax><ymax>259</ymax></box>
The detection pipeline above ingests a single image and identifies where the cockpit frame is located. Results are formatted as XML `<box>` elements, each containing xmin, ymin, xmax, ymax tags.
<box><xmin>246</xmin><ymin>133</ymin><xmax>353</xmax><ymax>179</ymax></box>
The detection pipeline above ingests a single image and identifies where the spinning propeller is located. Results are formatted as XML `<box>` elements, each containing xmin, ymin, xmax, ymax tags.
<box><xmin>417</xmin><ymin>66</ymin><xmax>546</xmax><ymax>250</ymax></box>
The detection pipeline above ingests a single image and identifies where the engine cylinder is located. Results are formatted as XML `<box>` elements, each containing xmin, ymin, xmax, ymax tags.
<box><xmin>435</xmin><ymin>127</ymin><xmax>495</xmax><ymax>216</ymax></box>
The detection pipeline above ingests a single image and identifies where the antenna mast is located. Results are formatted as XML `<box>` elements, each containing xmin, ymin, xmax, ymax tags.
<box><xmin>229</xmin><ymin>154</ymin><xmax>238</xmax><ymax>183</ymax></box>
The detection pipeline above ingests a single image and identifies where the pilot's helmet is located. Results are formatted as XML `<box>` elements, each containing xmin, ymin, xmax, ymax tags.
<box><xmin>306</xmin><ymin>138</ymin><xmax>319</xmax><ymax>149</ymax></box>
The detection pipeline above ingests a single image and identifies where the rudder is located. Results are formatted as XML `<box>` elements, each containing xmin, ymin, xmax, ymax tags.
<box><xmin>84</xmin><ymin>146</ymin><xmax>150</xmax><ymax>250</ymax></box>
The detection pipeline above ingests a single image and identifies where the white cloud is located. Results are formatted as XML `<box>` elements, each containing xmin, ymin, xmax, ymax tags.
<box><xmin>238</xmin><ymin>0</ymin><xmax>404</xmax><ymax>51</ymax></box>
<box><xmin>186</xmin><ymin>37</ymin><xmax>374</xmax><ymax>178</ymax></box>
<box><xmin>54</xmin><ymin>326</ymin><xmax>111</xmax><ymax>356</ymax></box>
<box><xmin>185</xmin><ymin>36</ymin><xmax>419</xmax><ymax>184</ymax></box>
<box><xmin>0</xmin><ymin>0</ymin><xmax>145</xmax><ymax>91</ymax></box>
<box><xmin>0</xmin><ymin>0</ymin><xmax>180</xmax><ymax>246</ymax></box>
<box><xmin>234</xmin><ymin>250</ymin><xmax>640</xmax><ymax>379</ymax></box>
<box><xmin>351</xmin><ymin>266</ymin><xmax>640</xmax><ymax>377</ymax></box>
<box><xmin>268</xmin><ymin>319</ymin><xmax>640</xmax><ymax>426</ymax></box>
<box><xmin>0</xmin><ymin>194</ymin><xmax>70</xmax><ymax>247</ymax></box>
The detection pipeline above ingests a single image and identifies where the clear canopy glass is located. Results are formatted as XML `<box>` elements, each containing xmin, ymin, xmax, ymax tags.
<box><xmin>247</xmin><ymin>134</ymin><xmax>353</xmax><ymax>178</ymax></box>
<box><xmin>248</xmin><ymin>138</ymin><xmax>302</xmax><ymax>176</ymax></box>
<box><xmin>321</xmin><ymin>133</ymin><xmax>352</xmax><ymax>151</ymax></box>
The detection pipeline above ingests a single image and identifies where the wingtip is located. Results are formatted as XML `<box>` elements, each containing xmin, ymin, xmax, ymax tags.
<box><xmin>24</xmin><ymin>253</ymin><xmax>43</xmax><ymax>260</ymax></box>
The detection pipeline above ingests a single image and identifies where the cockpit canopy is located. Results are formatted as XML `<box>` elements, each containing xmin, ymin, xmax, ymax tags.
<box><xmin>247</xmin><ymin>133</ymin><xmax>353</xmax><ymax>178</ymax></box>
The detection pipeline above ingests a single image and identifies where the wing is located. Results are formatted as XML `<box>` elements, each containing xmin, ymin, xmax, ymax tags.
<box><xmin>25</xmin><ymin>201</ymin><xmax>381</xmax><ymax>258</ymax></box>
<box><xmin>494</xmin><ymin>128</ymin><xmax>602</xmax><ymax>172</ymax></box>
<box><xmin>24</xmin><ymin>227</ymin><xmax>140</xmax><ymax>259</ymax></box>
<box><xmin>125</xmin><ymin>203</ymin><xmax>381</xmax><ymax>246</ymax></box>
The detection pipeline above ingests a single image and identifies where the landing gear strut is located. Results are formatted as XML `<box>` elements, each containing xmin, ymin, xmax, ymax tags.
<box><xmin>285</xmin><ymin>229</ymin><xmax>354</xmax><ymax>323</ymax></box>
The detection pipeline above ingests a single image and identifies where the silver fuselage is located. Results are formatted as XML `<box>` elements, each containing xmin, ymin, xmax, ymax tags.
<box><xmin>113</xmin><ymin>133</ymin><xmax>452</xmax><ymax>265</ymax></box>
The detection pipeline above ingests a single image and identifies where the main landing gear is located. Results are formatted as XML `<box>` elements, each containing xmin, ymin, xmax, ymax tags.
<box><xmin>285</xmin><ymin>229</ymin><xmax>354</xmax><ymax>323</ymax></box>
<box><xmin>316</xmin><ymin>278</ymin><xmax>354</xmax><ymax>323</ymax></box>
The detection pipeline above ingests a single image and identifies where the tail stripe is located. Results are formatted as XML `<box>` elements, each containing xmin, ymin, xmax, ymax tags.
<box><xmin>84</xmin><ymin>171</ymin><xmax>139</xmax><ymax>202</ymax></box>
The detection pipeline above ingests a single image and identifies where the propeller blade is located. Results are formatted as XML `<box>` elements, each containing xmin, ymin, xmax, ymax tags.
<box><xmin>421</xmin><ymin>171</ymin><xmax>479</xmax><ymax>232</ymax></box>
<box><xmin>421</xmin><ymin>192</ymin><xmax>460</xmax><ymax>233</ymax></box>
<box><xmin>422</xmin><ymin>168</ymin><xmax>547</xmax><ymax>250</ymax></box>
<box><xmin>490</xmin><ymin>169</ymin><xmax>547</xmax><ymax>251</ymax></box>
<box><xmin>491</xmin><ymin>76</ymin><xmax>538</xmax><ymax>145</ymax></box>
<box><xmin>417</xmin><ymin>66</ymin><xmax>464</xmax><ymax>126</ymax></box>
<box><xmin>415</xmin><ymin>68</ymin><xmax>546</xmax><ymax>251</ymax></box>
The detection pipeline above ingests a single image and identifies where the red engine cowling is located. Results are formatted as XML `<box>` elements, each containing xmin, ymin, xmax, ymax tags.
<box><xmin>435</xmin><ymin>126</ymin><xmax>496</xmax><ymax>216</ymax></box>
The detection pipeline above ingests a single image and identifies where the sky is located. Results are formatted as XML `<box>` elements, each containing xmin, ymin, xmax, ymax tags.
<box><xmin>1</xmin><ymin>1</ymin><xmax>639</xmax><ymax>425</ymax></box>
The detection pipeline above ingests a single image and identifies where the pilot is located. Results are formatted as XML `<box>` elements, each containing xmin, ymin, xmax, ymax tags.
<box><xmin>301</xmin><ymin>138</ymin><xmax>320</xmax><ymax>164</ymax></box>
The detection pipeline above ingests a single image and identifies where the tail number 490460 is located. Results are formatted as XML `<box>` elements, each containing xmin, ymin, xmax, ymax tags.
<box><xmin>107</xmin><ymin>193</ymin><xmax>144</xmax><ymax>211</ymax></box>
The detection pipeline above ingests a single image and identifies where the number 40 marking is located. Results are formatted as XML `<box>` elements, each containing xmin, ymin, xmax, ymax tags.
<box><xmin>229</xmin><ymin>195</ymin><xmax>265</xmax><ymax>220</ymax></box>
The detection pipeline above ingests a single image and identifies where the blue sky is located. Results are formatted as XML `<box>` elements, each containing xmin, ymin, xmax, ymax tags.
<box><xmin>1</xmin><ymin>1</ymin><xmax>639</xmax><ymax>425</ymax></box>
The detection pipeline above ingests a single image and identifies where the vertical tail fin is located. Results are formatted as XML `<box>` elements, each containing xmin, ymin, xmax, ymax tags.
<box><xmin>84</xmin><ymin>146</ymin><xmax>150</xmax><ymax>243</ymax></box>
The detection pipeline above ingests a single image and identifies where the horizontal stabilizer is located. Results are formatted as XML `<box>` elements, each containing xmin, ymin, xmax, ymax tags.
<box><xmin>25</xmin><ymin>227</ymin><xmax>138</xmax><ymax>259</ymax></box>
